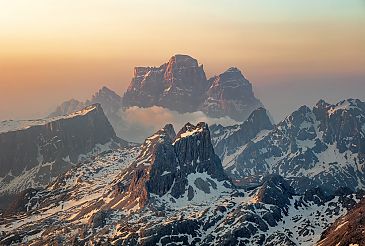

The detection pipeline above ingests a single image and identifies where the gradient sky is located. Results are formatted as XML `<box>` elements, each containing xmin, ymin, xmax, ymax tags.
<box><xmin>0</xmin><ymin>0</ymin><xmax>364</xmax><ymax>121</ymax></box>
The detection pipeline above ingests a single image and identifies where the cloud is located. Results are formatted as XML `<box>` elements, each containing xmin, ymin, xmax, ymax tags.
<box><xmin>115</xmin><ymin>106</ymin><xmax>237</xmax><ymax>143</ymax></box>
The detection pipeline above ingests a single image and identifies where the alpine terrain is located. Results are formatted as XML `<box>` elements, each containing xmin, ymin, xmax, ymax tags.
<box><xmin>1</xmin><ymin>118</ymin><xmax>364</xmax><ymax>245</ymax></box>
<box><xmin>0</xmin><ymin>104</ymin><xmax>127</xmax><ymax>210</ymax></box>
<box><xmin>211</xmin><ymin>98</ymin><xmax>365</xmax><ymax>195</ymax></box>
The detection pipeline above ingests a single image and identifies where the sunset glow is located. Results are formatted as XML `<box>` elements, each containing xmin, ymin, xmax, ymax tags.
<box><xmin>1</xmin><ymin>0</ymin><xmax>364</xmax><ymax>120</ymax></box>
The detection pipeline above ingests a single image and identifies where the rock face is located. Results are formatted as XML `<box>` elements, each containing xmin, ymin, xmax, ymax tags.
<box><xmin>123</xmin><ymin>54</ymin><xmax>264</xmax><ymax>121</ymax></box>
<box><xmin>107</xmin><ymin>122</ymin><xmax>232</xmax><ymax>209</ymax></box>
<box><xmin>318</xmin><ymin>197</ymin><xmax>365</xmax><ymax>246</ymax></box>
<box><xmin>200</xmin><ymin>67</ymin><xmax>264</xmax><ymax>121</ymax></box>
<box><xmin>0</xmin><ymin>104</ymin><xmax>125</xmax><ymax>207</ymax></box>
<box><xmin>123</xmin><ymin>54</ymin><xmax>209</xmax><ymax>112</ymax></box>
<box><xmin>255</xmin><ymin>174</ymin><xmax>295</xmax><ymax>210</ymax></box>
<box><xmin>212</xmin><ymin>98</ymin><xmax>365</xmax><ymax>194</ymax></box>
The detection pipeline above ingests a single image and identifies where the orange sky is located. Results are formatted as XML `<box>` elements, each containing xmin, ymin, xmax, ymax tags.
<box><xmin>0</xmin><ymin>1</ymin><xmax>364</xmax><ymax>120</ymax></box>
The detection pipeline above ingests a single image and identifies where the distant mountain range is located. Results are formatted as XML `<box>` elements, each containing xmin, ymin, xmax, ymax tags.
<box><xmin>49</xmin><ymin>54</ymin><xmax>265</xmax><ymax>142</ymax></box>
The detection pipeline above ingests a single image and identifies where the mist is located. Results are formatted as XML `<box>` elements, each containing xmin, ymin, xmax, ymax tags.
<box><xmin>117</xmin><ymin>106</ymin><xmax>238</xmax><ymax>143</ymax></box>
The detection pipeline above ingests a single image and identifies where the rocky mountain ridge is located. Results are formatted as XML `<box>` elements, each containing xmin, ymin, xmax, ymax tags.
<box><xmin>123</xmin><ymin>54</ymin><xmax>264</xmax><ymax>121</ymax></box>
<box><xmin>1</xmin><ymin>121</ymin><xmax>362</xmax><ymax>245</ymax></box>
<box><xmin>0</xmin><ymin>104</ymin><xmax>127</xmax><ymax>209</ymax></box>
<box><xmin>211</xmin><ymin>98</ymin><xmax>365</xmax><ymax>195</ymax></box>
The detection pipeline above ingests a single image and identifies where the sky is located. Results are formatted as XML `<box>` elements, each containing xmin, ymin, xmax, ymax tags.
<box><xmin>0</xmin><ymin>0</ymin><xmax>364</xmax><ymax>121</ymax></box>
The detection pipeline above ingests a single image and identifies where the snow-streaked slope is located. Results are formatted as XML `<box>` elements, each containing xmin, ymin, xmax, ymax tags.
<box><xmin>1</xmin><ymin>121</ymin><xmax>363</xmax><ymax>245</ymax></box>
<box><xmin>212</xmin><ymin>99</ymin><xmax>365</xmax><ymax>194</ymax></box>
<box><xmin>0</xmin><ymin>104</ymin><xmax>126</xmax><ymax>207</ymax></box>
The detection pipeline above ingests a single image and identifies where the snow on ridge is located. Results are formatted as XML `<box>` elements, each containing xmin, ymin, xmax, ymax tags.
<box><xmin>0</xmin><ymin>105</ymin><xmax>98</xmax><ymax>134</ymax></box>
<box><xmin>180</xmin><ymin>127</ymin><xmax>203</xmax><ymax>138</ymax></box>
<box><xmin>328</xmin><ymin>99</ymin><xmax>361</xmax><ymax>116</ymax></box>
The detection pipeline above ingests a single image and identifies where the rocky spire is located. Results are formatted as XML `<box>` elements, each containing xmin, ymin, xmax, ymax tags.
<box><xmin>111</xmin><ymin>122</ymin><xmax>232</xmax><ymax>209</ymax></box>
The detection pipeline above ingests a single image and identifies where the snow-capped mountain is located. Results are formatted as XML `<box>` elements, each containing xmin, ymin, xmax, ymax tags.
<box><xmin>211</xmin><ymin>98</ymin><xmax>365</xmax><ymax>194</ymax></box>
<box><xmin>123</xmin><ymin>54</ymin><xmax>265</xmax><ymax>121</ymax></box>
<box><xmin>1</xmin><ymin>122</ymin><xmax>363</xmax><ymax>245</ymax></box>
<box><xmin>0</xmin><ymin>104</ymin><xmax>127</xmax><ymax>209</ymax></box>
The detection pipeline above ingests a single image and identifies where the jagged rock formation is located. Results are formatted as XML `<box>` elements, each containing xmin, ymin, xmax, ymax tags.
<box><xmin>123</xmin><ymin>54</ymin><xmax>264</xmax><ymax>121</ymax></box>
<box><xmin>105</xmin><ymin>122</ymin><xmax>232</xmax><ymax>210</ymax></box>
<box><xmin>123</xmin><ymin>55</ymin><xmax>209</xmax><ymax>112</ymax></box>
<box><xmin>2</xmin><ymin>119</ymin><xmax>364</xmax><ymax>245</ymax></box>
<box><xmin>48</xmin><ymin>99</ymin><xmax>85</xmax><ymax>117</ymax></box>
<box><xmin>200</xmin><ymin>67</ymin><xmax>263</xmax><ymax>120</ymax></box>
<box><xmin>0</xmin><ymin>104</ymin><xmax>126</xmax><ymax>209</ymax></box>
<box><xmin>49</xmin><ymin>86</ymin><xmax>123</xmax><ymax>119</ymax></box>
<box><xmin>211</xmin><ymin>98</ymin><xmax>365</xmax><ymax>194</ymax></box>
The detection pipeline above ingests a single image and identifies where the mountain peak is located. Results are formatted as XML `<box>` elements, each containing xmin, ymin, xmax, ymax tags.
<box><xmin>124</xmin><ymin>54</ymin><xmax>208</xmax><ymax>112</ymax></box>
<box><xmin>247</xmin><ymin>107</ymin><xmax>271</xmax><ymax>124</ymax></box>
<box><xmin>92</xmin><ymin>86</ymin><xmax>121</xmax><ymax>100</ymax></box>
<box><xmin>0</xmin><ymin>103</ymin><xmax>123</xmax><ymax>200</ymax></box>
<box><xmin>110</xmin><ymin>122</ymin><xmax>231</xmax><ymax>209</ymax></box>
<box><xmin>99</xmin><ymin>86</ymin><xmax>115</xmax><ymax>94</ymax></box>
<box><xmin>201</xmin><ymin>66</ymin><xmax>263</xmax><ymax>121</ymax></box>
<box><xmin>225</xmin><ymin>67</ymin><xmax>241</xmax><ymax>73</ymax></box>
<box><xmin>162</xmin><ymin>123</ymin><xmax>176</xmax><ymax>141</ymax></box>
<box><xmin>315</xmin><ymin>99</ymin><xmax>331</xmax><ymax>108</ymax></box>
<box><xmin>175</xmin><ymin>122</ymin><xmax>208</xmax><ymax>141</ymax></box>
<box><xmin>123</xmin><ymin>55</ymin><xmax>265</xmax><ymax>121</ymax></box>
<box><xmin>168</xmin><ymin>54</ymin><xmax>199</xmax><ymax>67</ymax></box>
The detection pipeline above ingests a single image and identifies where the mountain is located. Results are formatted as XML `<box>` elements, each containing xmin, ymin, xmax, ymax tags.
<box><xmin>1</xmin><ymin>122</ymin><xmax>363</xmax><ymax>245</ymax></box>
<box><xmin>49</xmin><ymin>86</ymin><xmax>126</xmax><ymax>137</ymax></box>
<box><xmin>98</xmin><ymin>122</ymin><xmax>233</xmax><ymax>211</ymax></box>
<box><xmin>200</xmin><ymin>67</ymin><xmax>264</xmax><ymax>121</ymax></box>
<box><xmin>50</xmin><ymin>86</ymin><xmax>123</xmax><ymax>119</ymax></box>
<box><xmin>123</xmin><ymin>54</ymin><xmax>265</xmax><ymax>121</ymax></box>
<box><xmin>50</xmin><ymin>56</ymin><xmax>266</xmax><ymax>143</ymax></box>
<box><xmin>0</xmin><ymin>104</ymin><xmax>127</xmax><ymax>209</ymax></box>
<box><xmin>48</xmin><ymin>99</ymin><xmax>85</xmax><ymax>117</ymax></box>
<box><xmin>123</xmin><ymin>55</ymin><xmax>210</xmax><ymax>113</ymax></box>
<box><xmin>211</xmin><ymin>98</ymin><xmax>365</xmax><ymax>194</ymax></box>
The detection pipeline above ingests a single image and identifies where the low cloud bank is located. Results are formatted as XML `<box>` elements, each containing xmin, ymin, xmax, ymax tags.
<box><xmin>116</xmin><ymin>106</ymin><xmax>237</xmax><ymax>143</ymax></box>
